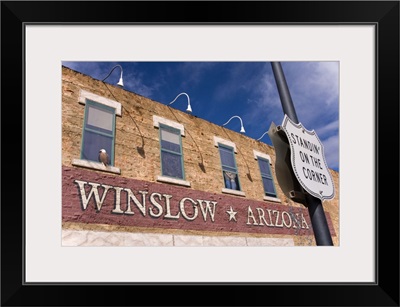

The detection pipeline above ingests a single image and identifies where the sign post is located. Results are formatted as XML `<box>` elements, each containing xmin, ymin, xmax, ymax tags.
<box><xmin>270</xmin><ymin>62</ymin><xmax>334</xmax><ymax>246</ymax></box>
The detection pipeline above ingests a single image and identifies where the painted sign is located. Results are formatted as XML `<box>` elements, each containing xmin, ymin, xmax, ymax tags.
<box><xmin>72</xmin><ymin>179</ymin><xmax>311</xmax><ymax>229</ymax></box>
<box><xmin>281</xmin><ymin>115</ymin><xmax>335</xmax><ymax>201</ymax></box>
<box><xmin>62</xmin><ymin>167</ymin><xmax>339</xmax><ymax>237</ymax></box>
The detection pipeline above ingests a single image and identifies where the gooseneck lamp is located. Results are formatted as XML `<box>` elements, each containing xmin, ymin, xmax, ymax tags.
<box><xmin>257</xmin><ymin>131</ymin><xmax>269</xmax><ymax>141</ymax></box>
<box><xmin>222</xmin><ymin>115</ymin><xmax>246</xmax><ymax>133</ymax></box>
<box><xmin>102</xmin><ymin>64</ymin><xmax>124</xmax><ymax>87</ymax></box>
<box><xmin>168</xmin><ymin>92</ymin><xmax>192</xmax><ymax>113</ymax></box>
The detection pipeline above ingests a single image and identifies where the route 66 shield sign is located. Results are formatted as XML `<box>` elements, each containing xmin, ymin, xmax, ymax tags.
<box><xmin>281</xmin><ymin>115</ymin><xmax>335</xmax><ymax>201</ymax></box>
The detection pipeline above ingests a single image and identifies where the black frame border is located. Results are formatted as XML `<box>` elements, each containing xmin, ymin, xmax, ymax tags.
<box><xmin>1</xmin><ymin>1</ymin><xmax>399</xmax><ymax>306</ymax></box>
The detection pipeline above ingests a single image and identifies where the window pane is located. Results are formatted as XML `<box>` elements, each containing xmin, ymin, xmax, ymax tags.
<box><xmin>161</xmin><ymin>129</ymin><xmax>181</xmax><ymax>153</ymax></box>
<box><xmin>161</xmin><ymin>140</ymin><xmax>181</xmax><ymax>153</ymax></box>
<box><xmin>161</xmin><ymin>129</ymin><xmax>179</xmax><ymax>144</ymax></box>
<box><xmin>262</xmin><ymin>177</ymin><xmax>276</xmax><ymax>196</ymax></box>
<box><xmin>161</xmin><ymin>151</ymin><xmax>183</xmax><ymax>179</ymax></box>
<box><xmin>219</xmin><ymin>147</ymin><xmax>235</xmax><ymax>168</ymax></box>
<box><xmin>87</xmin><ymin>105</ymin><xmax>113</xmax><ymax>132</ymax></box>
<box><xmin>82</xmin><ymin>130</ymin><xmax>113</xmax><ymax>164</ymax></box>
<box><xmin>258</xmin><ymin>159</ymin><xmax>271</xmax><ymax>176</ymax></box>
<box><xmin>222</xmin><ymin>165</ymin><xmax>236</xmax><ymax>173</ymax></box>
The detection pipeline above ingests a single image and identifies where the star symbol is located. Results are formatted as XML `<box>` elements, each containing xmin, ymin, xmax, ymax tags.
<box><xmin>226</xmin><ymin>206</ymin><xmax>237</xmax><ymax>222</ymax></box>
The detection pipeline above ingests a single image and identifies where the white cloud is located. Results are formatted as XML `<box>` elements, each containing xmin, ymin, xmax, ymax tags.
<box><xmin>241</xmin><ymin>62</ymin><xmax>339</xmax><ymax>171</ymax></box>
<box><xmin>241</xmin><ymin>64</ymin><xmax>285</xmax><ymax>135</ymax></box>
<box><xmin>282</xmin><ymin>62</ymin><xmax>339</xmax><ymax>124</ymax></box>
<box><xmin>123</xmin><ymin>71</ymin><xmax>157</xmax><ymax>98</ymax></box>
<box><xmin>321</xmin><ymin>134</ymin><xmax>339</xmax><ymax>171</ymax></box>
<box><xmin>315</xmin><ymin>120</ymin><xmax>339</xmax><ymax>138</ymax></box>
<box><xmin>280</xmin><ymin>62</ymin><xmax>339</xmax><ymax>172</ymax></box>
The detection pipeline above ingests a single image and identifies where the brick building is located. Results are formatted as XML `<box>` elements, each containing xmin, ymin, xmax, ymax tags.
<box><xmin>61</xmin><ymin>65</ymin><xmax>339</xmax><ymax>247</ymax></box>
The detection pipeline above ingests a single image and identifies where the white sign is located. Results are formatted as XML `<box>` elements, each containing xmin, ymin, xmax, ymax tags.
<box><xmin>281</xmin><ymin>115</ymin><xmax>335</xmax><ymax>201</ymax></box>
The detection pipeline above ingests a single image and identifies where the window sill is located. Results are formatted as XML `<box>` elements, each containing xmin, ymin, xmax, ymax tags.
<box><xmin>263</xmin><ymin>195</ymin><xmax>281</xmax><ymax>203</ymax></box>
<box><xmin>72</xmin><ymin>159</ymin><xmax>121</xmax><ymax>175</ymax></box>
<box><xmin>222</xmin><ymin>188</ymin><xmax>246</xmax><ymax>197</ymax></box>
<box><xmin>157</xmin><ymin>176</ymin><xmax>191</xmax><ymax>187</ymax></box>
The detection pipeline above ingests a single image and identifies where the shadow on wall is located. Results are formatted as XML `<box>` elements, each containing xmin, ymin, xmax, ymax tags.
<box><xmin>103</xmin><ymin>82</ymin><xmax>146</xmax><ymax>159</ymax></box>
<box><xmin>167</xmin><ymin>106</ymin><xmax>207</xmax><ymax>174</ymax></box>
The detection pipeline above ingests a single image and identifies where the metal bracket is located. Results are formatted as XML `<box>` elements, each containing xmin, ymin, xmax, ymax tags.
<box><xmin>289</xmin><ymin>190</ymin><xmax>307</xmax><ymax>205</ymax></box>
<box><xmin>268</xmin><ymin>121</ymin><xmax>306</xmax><ymax>206</ymax></box>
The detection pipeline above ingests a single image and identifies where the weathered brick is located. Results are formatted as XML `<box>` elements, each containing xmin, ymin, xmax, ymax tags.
<box><xmin>62</xmin><ymin>66</ymin><xmax>340</xmax><ymax>246</ymax></box>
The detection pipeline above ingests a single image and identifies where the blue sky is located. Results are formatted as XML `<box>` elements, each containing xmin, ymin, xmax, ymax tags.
<box><xmin>62</xmin><ymin>61</ymin><xmax>339</xmax><ymax>172</ymax></box>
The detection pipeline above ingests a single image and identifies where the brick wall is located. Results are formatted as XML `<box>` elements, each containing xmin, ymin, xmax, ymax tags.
<box><xmin>62</xmin><ymin>66</ymin><xmax>340</xmax><ymax>246</ymax></box>
<box><xmin>63</xmin><ymin>166</ymin><xmax>338</xmax><ymax>236</ymax></box>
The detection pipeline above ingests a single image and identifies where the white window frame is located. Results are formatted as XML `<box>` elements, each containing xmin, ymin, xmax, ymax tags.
<box><xmin>78</xmin><ymin>89</ymin><xmax>122</xmax><ymax>116</ymax></box>
<box><xmin>153</xmin><ymin>115</ymin><xmax>185</xmax><ymax>136</ymax></box>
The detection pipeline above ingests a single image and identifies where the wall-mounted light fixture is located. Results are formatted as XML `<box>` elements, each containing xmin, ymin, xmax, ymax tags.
<box><xmin>102</xmin><ymin>64</ymin><xmax>124</xmax><ymax>87</ymax></box>
<box><xmin>222</xmin><ymin>115</ymin><xmax>246</xmax><ymax>133</ymax></box>
<box><xmin>257</xmin><ymin>131</ymin><xmax>269</xmax><ymax>141</ymax></box>
<box><xmin>168</xmin><ymin>92</ymin><xmax>192</xmax><ymax>113</ymax></box>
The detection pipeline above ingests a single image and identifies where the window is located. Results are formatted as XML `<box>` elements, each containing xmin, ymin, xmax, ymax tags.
<box><xmin>257</xmin><ymin>157</ymin><xmax>277</xmax><ymax>197</ymax></box>
<box><xmin>219</xmin><ymin>144</ymin><xmax>241</xmax><ymax>191</ymax></box>
<box><xmin>72</xmin><ymin>90</ymin><xmax>121</xmax><ymax>174</ymax></box>
<box><xmin>214</xmin><ymin>136</ymin><xmax>245</xmax><ymax>197</ymax></box>
<box><xmin>81</xmin><ymin>99</ymin><xmax>115</xmax><ymax>165</ymax></box>
<box><xmin>253</xmin><ymin>150</ymin><xmax>280</xmax><ymax>202</ymax></box>
<box><xmin>153</xmin><ymin>115</ymin><xmax>190</xmax><ymax>187</ymax></box>
<box><xmin>159</xmin><ymin>124</ymin><xmax>184</xmax><ymax>179</ymax></box>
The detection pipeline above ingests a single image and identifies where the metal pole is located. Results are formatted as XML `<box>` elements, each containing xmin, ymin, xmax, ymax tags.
<box><xmin>271</xmin><ymin>62</ymin><xmax>299</xmax><ymax>124</ymax></box>
<box><xmin>306</xmin><ymin>194</ymin><xmax>334</xmax><ymax>246</ymax></box>
<box><xmin>271</xmin><ymin>62</ymin><xmax>333</xmax><ymax>246</ymax></box>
